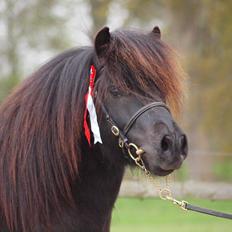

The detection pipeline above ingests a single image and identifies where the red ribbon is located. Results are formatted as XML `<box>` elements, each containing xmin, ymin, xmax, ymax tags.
<box><xmin>83</xmin><ymin>65</ymin><xmax>96</xmax><ymax>145</ymax></box>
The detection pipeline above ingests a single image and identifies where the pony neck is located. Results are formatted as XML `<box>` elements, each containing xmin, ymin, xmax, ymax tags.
<box><xmin>57</xmin><ymin>147</ymin><xmax>125</xmax><ymax>232</ymax></box>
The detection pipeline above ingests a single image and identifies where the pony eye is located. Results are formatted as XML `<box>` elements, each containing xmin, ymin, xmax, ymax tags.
<box><xmin>109</xmin><ymin>86</ymin><xmax>121</xmax><ymax>97</ymax></box>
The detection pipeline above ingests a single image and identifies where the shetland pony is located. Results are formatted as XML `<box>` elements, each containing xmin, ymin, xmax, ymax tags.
<box><xmin>0</xmin><ymin>27</ymin><xmax>187</xmax><ymax>232</ymax></box>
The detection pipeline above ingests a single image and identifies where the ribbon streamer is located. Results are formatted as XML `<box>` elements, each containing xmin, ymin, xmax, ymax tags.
<box><xmin>84</xmin><ymin>65</ymin><xmax>102</xmax><ymax>145</ymax></box>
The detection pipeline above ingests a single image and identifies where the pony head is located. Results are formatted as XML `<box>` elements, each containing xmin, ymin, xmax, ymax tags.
<box><xmin>94</xmin><ymin>27</ymin><xmax>188</xmax><ymax>175</ymax></box>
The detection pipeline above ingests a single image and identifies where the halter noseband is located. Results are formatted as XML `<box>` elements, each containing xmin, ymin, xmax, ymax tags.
<box><xmin>101</xmin><ymin>101</ymin><xmax>170</xmax><ymax>164</ymax></box>
<box><xmin>123</xmin><ymin>102</ymin><xmax>170</xmax><ymax>135</ymax></box>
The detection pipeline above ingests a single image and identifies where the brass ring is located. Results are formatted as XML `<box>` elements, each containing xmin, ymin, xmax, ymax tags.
<box><xmin>127</xmin><ymin>143</ymin><xmax>143</xmax><ymax>161</ymax></box>
<box><xmin>159</xmin><ymin>188</ymin><xmax>172</xmax><ymax>200</ymax></box>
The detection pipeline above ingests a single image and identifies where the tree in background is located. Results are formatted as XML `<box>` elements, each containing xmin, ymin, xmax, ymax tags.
<box><xmin>0</xmin><ymin>0</ymin><xmax>72</xmax><ymax>100</ymax></box>
<box><xmin>163</xmin><ymin>0</ymin><xmax>232</xmax><ymax>153</ymax></box>
<box><xmin>87</xmin><ymin>0</ymin><xmax>112</xmax><ymax>36</ymax></box>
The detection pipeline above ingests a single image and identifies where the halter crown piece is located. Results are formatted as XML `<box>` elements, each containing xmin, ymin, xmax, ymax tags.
<box><xmin>83</xmin><ymin>65</ymin><xmax>102</xmax><ymax>145</ymax></box>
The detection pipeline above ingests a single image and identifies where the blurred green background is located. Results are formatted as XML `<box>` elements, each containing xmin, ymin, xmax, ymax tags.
<box><xmin>111</xmin><ymin>198</ymin><xmax>232</xmax><ymax>232</ymax></box>
<box><xmin>1</xmin><ymin>0</ymin><xmax>232</xmax><ymax>230</ymax></box>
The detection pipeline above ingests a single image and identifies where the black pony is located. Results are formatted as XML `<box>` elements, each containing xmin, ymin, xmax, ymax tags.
<box><xmin>0</xmin><ymin>27</ymin><xmax>188</xmax><ymax>232</ymax></box>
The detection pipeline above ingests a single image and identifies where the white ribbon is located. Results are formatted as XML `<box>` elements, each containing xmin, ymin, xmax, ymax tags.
<box><xmin>86</xmin><ymin>87</ymin><xmax>102</xmax><ymax>144</ymax></box>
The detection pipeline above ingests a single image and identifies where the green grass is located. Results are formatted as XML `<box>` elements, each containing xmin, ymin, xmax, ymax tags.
<box><xmin>112</xmin><ymin>197</ymin><xmax>232</xmax><ymax>232</ymax></box>
<box><xmin>213</xmin><ymin>157</ymin><xmax>232</xmax><ymax>181</ymax></box>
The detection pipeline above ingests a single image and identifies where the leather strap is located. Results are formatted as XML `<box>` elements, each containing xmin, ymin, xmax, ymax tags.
<box><xmin>123</xmin><ymin>102</ymin><xmax>169</xmax><ymax>135</ymax></box>
<box><xmin>185</xmin><ymin>202</ymin><xmax>232</xmax><ymax>220</ymax></box>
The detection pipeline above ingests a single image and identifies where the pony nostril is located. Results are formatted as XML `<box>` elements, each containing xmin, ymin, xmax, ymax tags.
<box><xmin>161</xmin><ymin>135</ymin><xmax>172</xmax><ymax>152</ymax></box>
<box><xmin>179</xmin><ymin>134</ymin><xmax>188</xmax><ymax>156</ymax></box>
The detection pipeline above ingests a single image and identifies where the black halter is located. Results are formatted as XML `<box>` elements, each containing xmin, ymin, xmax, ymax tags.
<box><xmin>101</xmin><ymin>101</ymin><xmax>170</xmax><ymax>151</ymax></box>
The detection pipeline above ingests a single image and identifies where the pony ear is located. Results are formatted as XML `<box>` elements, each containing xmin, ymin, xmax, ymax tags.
<box><xmin>152</xmin><ymin>26</ymin><xmax>161</xmax><ymax>39</ymax></box>
<box><xmin>94</xmin><ymin>27</ymin><xmax>111</xmax><ymax>57</ymax></box>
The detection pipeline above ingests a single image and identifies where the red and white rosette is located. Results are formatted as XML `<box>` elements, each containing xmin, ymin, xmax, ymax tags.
<box><xmin>83</xmin><ymin>65</ymin><xmax>102</xmax><ymax>145</ymax></box>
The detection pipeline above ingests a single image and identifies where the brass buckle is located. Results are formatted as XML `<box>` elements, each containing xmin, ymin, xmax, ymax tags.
<box><xmin>111</xmin><ymin>126</ymin><xmax>120</xmax><ymax>136</ymax></box>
